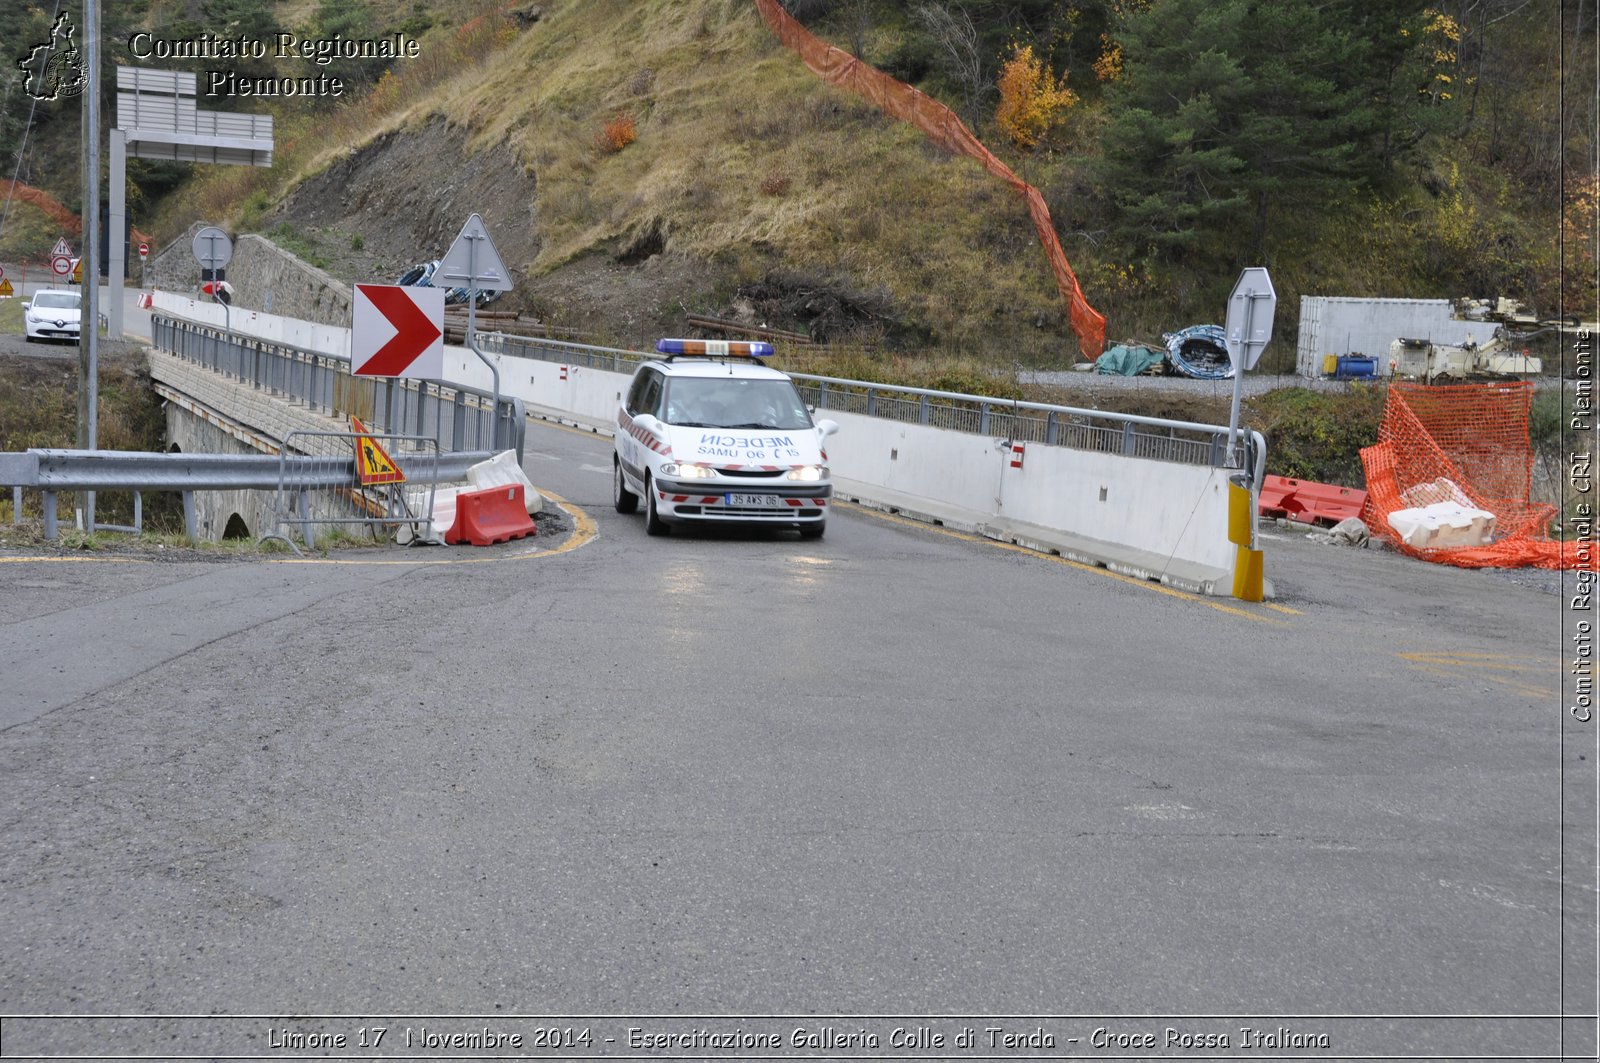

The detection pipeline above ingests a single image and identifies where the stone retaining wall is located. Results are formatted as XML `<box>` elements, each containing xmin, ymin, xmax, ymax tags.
<box><xmin>148</xmin><ymin>223</ymin><xmax>350</xmax><ymax>328</ymax></box>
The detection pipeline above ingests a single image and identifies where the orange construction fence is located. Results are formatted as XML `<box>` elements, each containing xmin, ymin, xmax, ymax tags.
<box><xmin>752</xmin><ymin>0</ymin><xmax>1106</xmax><ymax>359</ymax></box>
<box><xmin>1359</xmin><ymin>381</ymin><xmax>1594</xmax><ymax>570</ymax></box>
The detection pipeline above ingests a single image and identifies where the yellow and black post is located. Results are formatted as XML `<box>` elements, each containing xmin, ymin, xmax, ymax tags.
<box><xmin>1229</xmin><ymin>473</ymin><xmax>1264</xmax><ymax>601</ymax></box>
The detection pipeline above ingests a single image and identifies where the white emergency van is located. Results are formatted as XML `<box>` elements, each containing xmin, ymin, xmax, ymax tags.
<box><xmin>613</xmin><ymin>339</ymin><xmax>840</xmax><ymax>537</ymax></box>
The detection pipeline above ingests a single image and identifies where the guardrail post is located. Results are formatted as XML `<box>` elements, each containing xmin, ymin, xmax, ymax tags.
<box><xmin>1122</xmin><ymin>423</ymin><xmax>1136</xmax><ymax>455</ymax></box>
<box><xmin>43</xmin><ymin>492</ymin><xmax>57</xmax><ymax>540</ymax></box>
<box><xmin>11</xmin><ymin>486</ymin><xmax>20</xmax><ymax>524</ymax></box>
<box><xmin>297</xmin><ymin>489</ymin><xmax>317</xmax><ymax>551</ymax></box>
<box><xmin>453</xmin><ymin>392</ymin><xmax>467</xmax><ymax>452</ymax></box>
<box><xmin>1045</xmin><ymin>411</ymin><xmax>1058</xmax><ymax>445</ymax></box>
<box><xmin>182</xmin><ymin>491</ymin><xmax>197</xmax><ymax>540</ymax></box>
<box><xmin>919</xmin><ymin>395</ymin><xmax>930</xmax><ymax>424</ymax></box>
<box><xmin>132</xmin><ymin>491</ymin><xmax>142</xmax><ymax>533</ymax></box>
<box><xmin>819</xmin><ymin>381</ymin><xmax>829</xmax><ymax>409</ymax></box>
<box><xmin>867</xmin><ymin>389</ymin><xmax>877</xmax><ymax>417</ymax></box>
<box><xmin>979</xmin><ymin>403</ymin><xmax>990</xmax><ymax>434</ymax></box>
<box><xmin>417</xmin><ymin>381</ymin><xmax>430</xmax><ymax>442</ymax></box>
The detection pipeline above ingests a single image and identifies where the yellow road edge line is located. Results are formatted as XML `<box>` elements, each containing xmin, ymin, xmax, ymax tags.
<box><xmin>266</xmin><ymin>489</ymin><xmax>597</xmax><ymax>565</ymax></box>
<box><xmin>0</xmin><ymin>554</ymin><xmax>154</xmax><ymax>565</ymax></box>
<box><xmin>1404</xmin><ymin>663</ymin><xmax>1556</xmax><ymax>699</ymax></box>
<box><xmin>1398</xmin><ymin>652</ymin><xmax>1553</xmax><ymax>672</ymax></box>
<box><xmin>1</xmin><ymin>494</ymin><xmax>598</xmax><ymax>568</ymax></box>
<box><xmin>1398</xmin><ymin>651</ymin><xmax>1528</xmax><ymax>661</ymax></box>
<box><xmin>842</xmin><ymin>501</ymin><xmax>1287</xmax><ymax>625</ymax></box>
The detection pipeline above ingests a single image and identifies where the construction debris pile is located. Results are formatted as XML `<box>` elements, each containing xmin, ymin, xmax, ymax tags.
<box><xmin>1359</xmin><ymin>381</ymin><xmax>1591</xmax><ymax>570</ymax></box>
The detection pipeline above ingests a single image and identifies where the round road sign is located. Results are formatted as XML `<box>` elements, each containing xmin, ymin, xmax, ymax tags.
<box><xmin>192</xmin><ymin>226</ymin><xmax>232</xmax><ymax>271</ymax></box>
<box><xmin>50</xmin><ymin>255</ymin><xmax>71</xmax><ymax>276</ymax></box>
<box><xmin>138</xmin><ymin>242</ymin><xmax>150</xmax><ymax>259</ymax></box>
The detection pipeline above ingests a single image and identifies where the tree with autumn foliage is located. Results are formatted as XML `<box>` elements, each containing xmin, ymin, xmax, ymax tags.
<box><xmin>995</xmin><ymin>43</ymin><xmax>1078</xmax><ymax>151</ymax></box>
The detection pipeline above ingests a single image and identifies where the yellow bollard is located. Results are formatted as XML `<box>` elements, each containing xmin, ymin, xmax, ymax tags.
<box><xmin>1233</xmin><ymin>545</ymin><xmax>1265</xmax><ymax>601</ymax></box>
<box><xmin>1228</xmin><ymin>477</ymin><xmax>1265</xmax><ymax>600</ymax></box>
<box><xmin>1228</xmin><ymin>479</ymin><xmax>1253</xmax><ymax>546</ymax></box>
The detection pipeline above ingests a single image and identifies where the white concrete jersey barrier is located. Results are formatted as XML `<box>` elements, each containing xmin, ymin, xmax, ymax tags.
<box><xmin>449</xmin><ymin>350</ymin><xmax>1252</xmax><ymax>593</ymax></box>
<box><xmin>149</xmin><ymin>295</ymin><xmax>1257</xmax><ymax>593</ymax></box>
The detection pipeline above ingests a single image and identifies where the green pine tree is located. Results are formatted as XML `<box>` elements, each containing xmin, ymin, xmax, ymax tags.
<box><xmin>1098</xmin><ymin>0</ymin><xmax>1426</xmax><ymax>263</ymax></box>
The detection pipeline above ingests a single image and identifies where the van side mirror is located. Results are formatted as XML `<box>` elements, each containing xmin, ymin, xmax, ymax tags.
<box><xmin>816</xmin><ymin>418</ymin><xmax>839</xmax><ymax>437</ymax></box>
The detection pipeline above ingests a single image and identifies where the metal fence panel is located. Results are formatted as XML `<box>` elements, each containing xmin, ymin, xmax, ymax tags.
<box><xmin>272</xmin><ymin>430</ymin><xmax>440</xmax><ymax>550</ymax></box>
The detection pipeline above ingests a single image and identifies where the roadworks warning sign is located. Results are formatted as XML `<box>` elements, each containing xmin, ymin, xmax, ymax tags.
<box><xmin>350</xmin><ymin>416</ymin><xmax>405</xmax><ymax>485</ymax></box>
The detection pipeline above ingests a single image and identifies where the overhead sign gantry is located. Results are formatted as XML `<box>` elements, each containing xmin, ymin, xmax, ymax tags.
<box><xmin>107</xmin><ymin>66</ymin><xmax>274</xmax><ymax>339</ymax></box>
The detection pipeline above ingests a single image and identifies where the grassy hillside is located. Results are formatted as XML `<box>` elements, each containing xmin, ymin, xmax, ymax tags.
<box><xmin>6</xmin><ymin>0</ymin><xmax>1593</xmax><ymax>372</ymax></box>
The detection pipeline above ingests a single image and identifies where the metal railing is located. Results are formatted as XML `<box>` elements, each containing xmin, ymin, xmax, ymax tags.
<box><xmin>152</xmin><ymin>315</ymin><xmax>527</xmax><ymax>462</ymax></box>
<box><xmin>1</xmin><ymin>449</ymin><xmax>491</xmax><ymax>542</ymax></box>
<box><xmin>485</xmin><ymin>331</ymin><xmax>1250</xmax><ymax>471</ymax></box>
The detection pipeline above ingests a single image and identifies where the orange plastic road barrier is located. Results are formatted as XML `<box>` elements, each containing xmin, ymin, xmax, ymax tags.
<box><xmin>1359</xmin><ymin>382</ymin><xmax>1594</xmax><ymax>570</ymax></box>
<box><xmin>752</xmin><ymin>0</ymin><xmax>1106</xmax><ymax>359</ymax></box>
<box><xmin>445</xmin><ymin>484</ymin><xmax>537</xmax><ymax>547</ymax></box>
<box><xmin>1258</xmin><ymin>475</ymin><xmax>1367</xmax><ymax>527</ymax></box>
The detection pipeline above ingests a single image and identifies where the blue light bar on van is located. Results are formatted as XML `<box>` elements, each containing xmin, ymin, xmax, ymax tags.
<box><xmin>656</xmin><ymin>338</ymin><xmax>774</xmax><ymax>359</ymax></box>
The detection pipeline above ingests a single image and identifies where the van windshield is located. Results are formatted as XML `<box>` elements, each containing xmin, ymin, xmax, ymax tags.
<box><xmin>662</xmin><ymin>377</ymin><xmax>814</xmax><ymax>430</ymax></box>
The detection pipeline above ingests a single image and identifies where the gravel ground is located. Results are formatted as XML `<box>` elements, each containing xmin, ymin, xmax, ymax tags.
<box><xmin>1018</xmin><ymin>367</ymin><xmax>1566</xmax><ymax>396</ymax></box>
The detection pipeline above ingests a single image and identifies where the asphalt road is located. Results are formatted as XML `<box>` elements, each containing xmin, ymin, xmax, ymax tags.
<box><xmin>0</xmin><ymin>417</ymin><xmax>1593</xmax><ymax>1060</ymax></box>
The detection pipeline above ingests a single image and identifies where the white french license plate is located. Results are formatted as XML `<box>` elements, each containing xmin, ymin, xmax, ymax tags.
<box><xmin>726</xmin><ymin>493</ymin><xmax>784</xmax><ymax>508</ymax></box>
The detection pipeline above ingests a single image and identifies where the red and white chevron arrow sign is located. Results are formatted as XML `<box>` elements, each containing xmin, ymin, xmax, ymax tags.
<box><xmin>351</xmin><ymin>283</ymin><xmax>445</xmax><ymax>379</ymax></box>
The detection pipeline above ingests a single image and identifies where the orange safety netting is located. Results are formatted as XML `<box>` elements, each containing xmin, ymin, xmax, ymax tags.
<box><xmin>751</xmin><ymin>0</ymin><xmax>1107</xmax><ymax>359</ymax></box>
<box><xmin>1359</xmin><ymin>381</ymin><xmax>1595</xmax><ymax>570</ymax></box>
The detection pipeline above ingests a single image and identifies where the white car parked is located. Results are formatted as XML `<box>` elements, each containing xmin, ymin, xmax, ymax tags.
<box><xmin>23</xmin><ymin>289</ymin><xmax>82</xmax><ymax>343</ymax></box>
<box><xmin>614</xmin><ymin>339</ymin><xmax>840</xmax><ymax>537</ymax></box>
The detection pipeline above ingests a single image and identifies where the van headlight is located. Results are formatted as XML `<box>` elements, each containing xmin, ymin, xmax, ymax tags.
<box><xmin>787</xmin><ymin>465</ymin><xmax>827</xmax><ymax>482</ymax></box>
<box><xmin>660</xmin><ymin>462</ymin><xmax>716</xmax><ymax>479</ymax></box>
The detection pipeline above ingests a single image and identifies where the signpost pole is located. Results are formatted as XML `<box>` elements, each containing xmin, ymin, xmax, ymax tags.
<box><xmin>80</xmin><ymin>0</ymin><xmax>100</xmax><ymax>531</ymax></box>
<box><xmin>1222</xmin><ymin>267</ymin><xmax>1277</xmax><ymax>602</ymax></box>
<box><xmin>466</xmin><ymin>236</ymin><xmax>477</xmax><ymax>353</ymax></box>
<box><xmin>1226</xmin><ymin>293</ymin><xmax>1256</xmax><ymax>468</ymax></box>
<box><xmin>108</xmin><ymin>129</ymin><xmax>125</xmax><ymax>339</ymax></box>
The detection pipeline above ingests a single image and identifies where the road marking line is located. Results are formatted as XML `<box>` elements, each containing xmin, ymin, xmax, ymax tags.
<box><xmin>842</xmin><ymin>502</ymin><xmax>1287</xmax><ymax>625</ymax></box>
<box><xmin>268</xmin><ymin>490</ymin><xmax>596</xmax><ymax>565</ymax></box>
<box><xmin>0</xmin><ymin>554</ymin><xmax>153</xmax><ymax>565</ymax></box>
<box><xmin>1398</xmin><ymin>652</ymin><xmax>1551</xmax><ymax>672</ymax></box>
<box><xmin>0</xmin><ymin>495</ymin><xmax>599</xmax><ymax>568</ymax></box>
<box><xmin>1397</xmin><ymin>652</ymin><xmax>1556</xmax><ymax>698</ymax></box>
<box><xmin>1404</xmin><ymin>664</ymin><xmax>1554</xmax><ymax>699</ymax></box>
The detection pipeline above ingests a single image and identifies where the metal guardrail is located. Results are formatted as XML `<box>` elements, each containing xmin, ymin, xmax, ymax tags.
<box><xmin>2</xmin><ymin>449</ymin><xmax>491</xmax><ymax>542</ymax></box>
<box><xmin>3</xmin><ymin>319</ymin><xmax>1263</xmax><ymax>543</ymax></box>
<box><xmin>152</xmin><ymin>314</ymin><xmax>527</xmax><ymax>463</ymax></box>
<box><xmin>485</xmin><ymin>331</ymin><xmax>1252</xmax><ymax>471</ymax></box>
